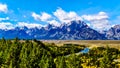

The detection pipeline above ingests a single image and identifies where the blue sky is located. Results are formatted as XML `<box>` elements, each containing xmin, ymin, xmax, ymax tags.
<box><xmin>0</xmin><ymin>0</ymin><xmax>120</xmax><ymax>30</ymax></box>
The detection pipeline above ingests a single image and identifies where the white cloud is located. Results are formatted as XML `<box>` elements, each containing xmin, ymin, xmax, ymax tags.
<box><xmin>0</xmin><ymin>17</ymin><xmax>9</xmax><ymax>21</ymax></box>
<box><xmin>82</xmin><ymin>12</ymin><xmax>108</xmax><ymax>21</ymax></box>
<box><xmin>0</xmin><ymin>22</ymin><xmax>14</xmax><ymax>30</ymax></box>
<box><xmin>86</xmin><ymin>23</ymin><xmax>91</xmax><ymax>26</ymax></box>
<box><xmin>30</xmin><ymin>8</ymin><xmax>111</xmax><ymax>30</ymax></box>
<box><xmin>90</xmin><ymin>20</ymin><xmax>110</xmax><ymax>30</ymax></box>
<box><xmin>32</xmin><ymin>12</ymin><xmax>61</xmax><ymax>27</ymax></box>
<box><xmin>0</xmin><ymin>3</ymin><xmax>8</xmax><ymax>13</ymax></box>
<box><xmin>0</xmin><ymin>22</ymin><xmax>43</xmax><ymax>30</ymax></box>
<box><xmin>53</xmin><ymin>8</ymin><xmax>82</xmax><ymax>23</ymax></box>
<box><xmin>48</xmin><ymin>20</ymin><xmax>60</xmax><ymax>27</ymax></box>
<box><xmin>40</xmin><ymin>12</ymin><xmax>52</xmax><ymax>21</ymax></box>
<box><xmin>82</xmin><ymin>12</ymin><xmax>110</xmax><ymax>30</ymax></box>
<box><xmin>32</xmin><ymin>12</ymin><xmax>41</xmax><ymax>20</ymax></box>
<box><xmin>17</xmin><ymin>22</ymin><xmax>42</xmax><ymax>29</ymax></box>
<box><xmin>32</xmin><ymin>12</ymin><xmax>52</xmax><ymax>22</ymax></box>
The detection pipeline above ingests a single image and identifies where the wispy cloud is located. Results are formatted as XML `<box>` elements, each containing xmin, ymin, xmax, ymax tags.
<box><xmin>0</xmin><ymin>17</ymin><xmax>9</xmax><ymax>21</ymax></box>
<box><xmin>0</xmin><ymin>22</ymin><xmax>14</xmax><ymax>30</ymax></box>
<box><xmin>32</xmin><ymin>12</ymin><xmax>60</xmax><ymax>26</ymax></box>
<box><xmin>31</xmin><ymin>8</ymin><xmax>112</xmax><ymax>30</ymax></box>
<box><xmin>53</xmin><ymin>8</ymin><xmax>82</xmax><ymax>23</ymax></box>
<box><xmin>82</xmin><ymin>12</ymin><xmax>111</xmax><ymax>30</ymax></box>
<box><xmin>0</xmin><ymin>21</ymin><xmax>43</xmax><ymax>30</ymax></box>
<box><xmin>32</xmin><ymin>12</ymin><xmax>52</xmax><ymax>22</ymax></box>
<box><xmin>48</xmin><ymin>20</ymin><xmax>60</xmax><ymax>27</ymax></box>
<box><xmin>0</xmin><ymin>4</ymin><xmax>113</xmax><ymax>31</ymax></box>
<box><xmin>82</xmin><ymin>12</ymin><xmax>108</xmax><ymax>21</ymax></box>
<box><xmin>31</xmin><ymin>8</ymin><xmax>83</xmax><ymax>26</ymax></box>
<box><xmin>0</xmin><ymin>3</ymin><xmax>8</xmax><ymax>13</ymax></box>
<box><xmin>17</xmin><ymin>22</ymin><xmax>42</xmax><ymax>29</ymax></box>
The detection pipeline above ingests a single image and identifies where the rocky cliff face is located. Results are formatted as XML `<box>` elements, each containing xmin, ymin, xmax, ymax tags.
<box><xmin>106</xmin><ymin>25</ymin><xmax>120</xmax><ymax>40</ymax></box>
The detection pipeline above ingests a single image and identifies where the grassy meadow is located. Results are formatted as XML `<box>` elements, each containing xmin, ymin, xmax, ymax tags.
<box><xmin>43</xmin><ymin>40</ymin><xmax>120</xmax><ymax>49</ymax></box>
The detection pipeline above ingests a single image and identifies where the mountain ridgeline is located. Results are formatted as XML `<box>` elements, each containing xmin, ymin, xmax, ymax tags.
<box><xmin>0</xmin><ymin>20</ymin><xmax>120</xmax><ymax>40</ymax></box>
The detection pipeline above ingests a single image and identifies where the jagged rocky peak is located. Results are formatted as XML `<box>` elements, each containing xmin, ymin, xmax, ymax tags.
<box><xmin>60</xmin><ymin>20</ymin><xmax>88</xmax><ymax>29</ymax></box>
<box><xmin>106</xmin><ymin>24</ymin><xmax>120</xmax><ymax>40</ymax></box>
<box><xmin>44</xmin><ymin>24</ymin><xmax>57</xmax><ymax>30</ymax></box>
<box><xmin>112</xmin><ymin>25</ymin><xmax>120</xmax><ymax>33</ymax></box>
<box><xmin>0</xmin><ymin>20</ymin><xmax>120</xmax><ymax>40</ymax></box>
<box><xmin>68</xmin><ymin>20</ymin><xmax>88</xmax><ymax>29</ymax></box>
<box><xmin>108</xmin><ymin>24</ymin><xmax>120</xmax><ymax>33</ymax></box>
<box><xmin>113</xmin><ymin>25</ymin><xmax>120</xmax><ymax>28</ymax></box>
<box><xmin>112</xmin><ymin>25</ymin><xmax>120</xmax><ymax>31</ymax></box>
<box><xmin>65</xmin><ymin>20</ymin><xmax>87</xmax><ymax>25</ymax></box>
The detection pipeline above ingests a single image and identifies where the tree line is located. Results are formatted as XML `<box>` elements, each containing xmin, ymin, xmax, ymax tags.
<box><xmin>0</xmin><ymin>38</ymin><xmax>120</xmax><ymax>68</ymax></box>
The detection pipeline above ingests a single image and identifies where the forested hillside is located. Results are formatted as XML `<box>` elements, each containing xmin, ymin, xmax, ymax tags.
<box><xmin>0</xmin><ymin>38</ymin><xmax>120</xmax><ymax>68</ymax></box>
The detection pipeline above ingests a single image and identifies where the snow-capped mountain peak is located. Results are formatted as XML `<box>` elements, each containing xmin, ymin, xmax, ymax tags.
<box><xmin>0</xmin><ymin>20</ymin><xmax>120</xmax><ymax>40</ymax></box>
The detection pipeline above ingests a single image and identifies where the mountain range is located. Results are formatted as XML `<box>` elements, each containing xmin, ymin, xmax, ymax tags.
<box><xmin>0</xmin><ymin>20</ymin><xmax>120</xmax><ymax>40</ymax></box>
